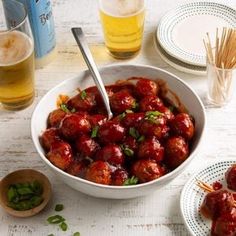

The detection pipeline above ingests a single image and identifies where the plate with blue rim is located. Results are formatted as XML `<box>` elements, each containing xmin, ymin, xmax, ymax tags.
<box><xmin>156</xmin><ymin>2</ymin><xmax>236</xmax><ymax>67</ymax></box>
<box><xmin>180</xmin><ymin>159</ymin><xmax>236</xmax><ymax>236</ymax></box>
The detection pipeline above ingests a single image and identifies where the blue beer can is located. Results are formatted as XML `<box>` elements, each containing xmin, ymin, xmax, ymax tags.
<box><xmin>16</xmin><ymin>0</ymin><xmax>56</xmax><ymax>68</ymax></box>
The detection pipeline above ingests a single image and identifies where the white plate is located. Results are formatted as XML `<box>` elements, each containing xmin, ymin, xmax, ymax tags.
<box><xmin>157</xmin><ymin>2</ymin><xmax>236</xmax><ymax>66</ymax></box>
<box><xmin>154</xmin><ymin>34</ymin><xmax>206</xmax><ymax>76</ymax></box>
<box><xmin>180</xmin><ymin>160</ymin><xmax>236</xmax><ymax>236</ymax></box>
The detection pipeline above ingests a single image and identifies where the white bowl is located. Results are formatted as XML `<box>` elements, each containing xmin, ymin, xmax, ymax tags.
<box><xmin>31</xmin><ymin>64</ymin><xmax>206</xmax><ymax>199</ymax></box>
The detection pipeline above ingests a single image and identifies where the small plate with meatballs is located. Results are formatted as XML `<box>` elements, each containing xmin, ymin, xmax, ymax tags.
<box><xmin>180</xmin><ymin>160</ymin><xmax>236</xmax><ymax>236</ymax></box>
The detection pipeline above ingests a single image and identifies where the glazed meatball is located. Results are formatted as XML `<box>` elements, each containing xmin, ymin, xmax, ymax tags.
<box><xmin>131</xmin><ymin>159</ymin><xmax>165</xmax><ymax>183</ymax></box>
<box><xmin>136</xmin><ymin>79</ymin><xmax>158</xmax><ymax>97</ymax></box>
<box><xmin>165</xmin><ymin>136</ymin><xmax>189</xmax><ymax>169</ymax></box>
<box><xmin>41</xmin><ymin>128</ymin><xmax>60</xmax><ymax>150</ymax></box>
<box><xmin>170</xmin><ymin>113</ymin><xmax>194</xmax><ymax>140</ymax></box>
<box><xmin>98</xmin><ymin>121</ymin><xmax>125</xmax><ymax>143</ymax></box>
<box><xmin>67</xmin><ymin>90</ymin><xmax>96</xmax><ymax>112</ymax></box>
<box><xmin>139</xmin><ymin>95</ymin><xmax>164</xmax><ymax>112</ymax></box>
<box><xmin>60</xmin><ymin>114</ymin><xmax>91</xmax><ymax>139</ymax></box>
<box><xmin>85</xmin><ymin>86</ymin><xmax>114</xmax><ymax>106</ymax></box>
<box><xmin>225</xmin><ymin>165</ymin><xmax>236</xmax><ymax>191</ymax></box>
<box><xmin>110</xmin><ymin>90</ymin><xmax>136</xmax><ymax>113</ymax></box>
<box><xmin>75</xmin><ymin>135</ymin><xmax>100</xmax><ymax>157</ymax></box>
<box><xmin>48</xmin><ymin>108</ymin><xmax>67</xmax><ymax>127</ymax></box>
<box><xmin>200</xmin><ymin>189</ymin><xmax>235</xmax><ymax>220</ymax></box>
<box><xmin>66</xmin><ymin>160</ymin><xmax>87</xmax><ymax>177</ymax></box>
<box><xmin>47</xmin><ymin>141</ymin><xmax>73</xmax><ymax>170</ymax></box>
<box><xmin>121</xmin><ymin>112</ymin><xmax>145</xmax><ymax>128</ymax></box>
<box><xmin>158</xmin><ymin>106</ymin><xmax>175</xmax><ymax>121</ymax></box>
<box><xmin>96</xmin><ymin>144</ymin><xmax>125</xmax><ymax>166</ymax></box>
<box><xmin>112</xmin><ymin>168</ymin><xmax>129</xmax><ymax>186</ymax></box>
<box><xmin>89</xmin><ymin>114</ymin><xmax>107</xmax><ymax>127</ymax></box>
<box><xmin>211</xmin><ymin>211</ymin><xmax>236</xmax><ymax>236</ymax></box>
<box><xmin>138</xmin><ymin>115</ymin><xmax>169</xmax><ymax>139</ymax></box>
<box><xmin>86</xmin><ymin>161</ymin><xmax>112</xmax><ymax>185</ymax></box>
<box><xmin>137</xmin><ymin>137</ymin><xmax>164</xmax><ymax>162</ymax></box>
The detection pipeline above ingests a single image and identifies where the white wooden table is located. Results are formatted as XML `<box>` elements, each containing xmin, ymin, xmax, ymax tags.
<box><xmin>1</xmin><ymin>0</ymin><xmax>236</xmax><ymax>235</ymax></box>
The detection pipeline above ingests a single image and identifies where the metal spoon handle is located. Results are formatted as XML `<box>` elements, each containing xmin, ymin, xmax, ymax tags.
<box><xmin>71</xmin><ymin>27</ymin><xmax>113</xmax><ymax>120</ymax></box>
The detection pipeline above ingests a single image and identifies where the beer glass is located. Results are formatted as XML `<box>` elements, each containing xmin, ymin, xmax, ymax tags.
<box><xmin>0</xmin><ymin>0</ymin><xmax>35</xmax><ymax>110</ymax></box>
<box><xmin>99</xmin><ymin>0</ymin><xmax>145</xmax><ymax>59</ymax></box>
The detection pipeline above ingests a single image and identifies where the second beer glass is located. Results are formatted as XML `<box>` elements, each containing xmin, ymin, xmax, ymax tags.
<box><xmin>99</xmin><ymin>0</ymin><xmax>145</xmax><ymax>59</ymax></box>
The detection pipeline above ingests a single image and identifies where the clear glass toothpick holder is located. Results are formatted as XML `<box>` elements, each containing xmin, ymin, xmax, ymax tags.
<box><xmin>207</xmin><ymin>62</ymin><xmax>236</xmax><ymax>107</ymax></box>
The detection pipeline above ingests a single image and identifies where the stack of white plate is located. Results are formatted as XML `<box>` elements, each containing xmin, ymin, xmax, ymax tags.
<box><xmin>154</xmin><ymin>2</ymin><xmax>236</xmax><ymax>75</ymax></box>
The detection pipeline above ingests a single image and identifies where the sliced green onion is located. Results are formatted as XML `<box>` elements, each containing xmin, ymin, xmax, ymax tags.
<box><xmin>7</xmin><ymin>186</ymin><xmax>17</xmax><ymax>202</ymax></box>
<box><xmin>145</xmin><ymin>111</ymin><xmax>163</xmax><ymax>117</ymax></box>
<box><xmin>47</xmin><ymin>215</ymin><xmax>65</xmax><ymax>224</ymax></box>
<box><xmin>123</xmin><ymin>148</ymin><xmax>134</xmax><ymax>157</ymax></box>
<box><xmin>30</xmin><ymin>196</ymin><xmax>43</xmax><ymax>207</ymax></box>
<box><xmin>125</xmin><ymin>109</ymin><xmax>133</xmax><ymax>113</ymax></box>
<box><xmin>137</xmin><ymin>135</ymin><xmax>145</xmax><ymax>142</ymax></box>
<box><xmin>60</xmin><ymin>104</ymin><xmax>70</xmax><ymax>113</ymax></box>
<box><xmin>30</xmin><ymin>180</ymin><xmax>43</xmax><ymax>195</ymax></box>
<box><xmin>55</xmin><ymin>204</ymin><xmax>64</xmax><ymax>212</ymax></box>
<box><xmin>123</xmin><ymin>176</ymin><xmax>139</xmax><ymax>186</ymax></box>
<box><xmin>132</xmin><ymin>102</ymin><xmax>139</xmax><ymax>109</ymax></box>
<box><xmin>80</xmin><ymin>90</ymin><xmax>87</xmax><ymax>100</ymax></box>
<box><xmin>119</xmin><ymin>112</ymin><xmax>126</xmax><ymax>120</ymax></box>
<box><xmin>73</xmin><ymin>233</ymin><xmax>81</xmax><ymax>236</ymax></box>
<box><xmin>60</xmin><ymin>222</ymin><xmax>68</xmax><ymax>231</ymax></box>
<box><xmin>17</xmin><ymin>187</ymin><xmax>34</xmax><ymax>195</ymax></box>
<box><xmin>91</xmin><ymin>126</ymin><xmax>99</xmax><ymax>138</ymax></box>
<box><xmin>129</xmin><ymin>127</ymin><xmax>140</xmax><ymax>139</ymax></box>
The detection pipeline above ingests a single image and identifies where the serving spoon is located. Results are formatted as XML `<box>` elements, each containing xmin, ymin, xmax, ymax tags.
<box><xmin>71</xmin><ymin>27</ymin><xmax>113</xmax><ymax>120</ymax></box>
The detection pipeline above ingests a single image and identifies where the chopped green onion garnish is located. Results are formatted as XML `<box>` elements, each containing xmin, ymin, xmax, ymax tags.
<box><xmin>30</xmin><ymin>196</ymin><xmax>43</xmax><ymax>207</ymax></box>
<box><xmin>80</xmin><ymin>90</ymin><xmax>87</xmax><ymax>100</ymax></box>
<box><xmin>7</xmin><ymin>186</ymin><xmax>17</xmax><ymax>202</ymax></box>
<box><xmin>132</xmin><ymin>102</ymin><xmax>139</xmax><ymax>109</ymax></box>
<box><xmin>119</xmin><ymin>112</ymin><xmax>126</xmax><ymax>120</ymax></box>
<box><xmin>137</xmin><ymin>135</ymin><xmax>145</xmax><ymax>142</ymax></box>
<box><xmin>125</xmin><ymin>109</ymin><xmax>133</xmax><ymax>113</ymax></box>
<box><xmin>123</xmin><ymin>176</ymin><xmax>139</xmax><ymax>186</ymax></box>
<box><xmin>30</xmin><ymin>180</ymin><xmax>43</xmax><ymax>195</ymax></box>
<box><xmin>168</xmin><ymin>106</ymin><xmax>175</xmax><ymax>112</ymax></box>
<box><xmin>55</xmin><ymin>204</ymin><xmax>64</xmax><ymax>212</ymax></box>
<box><xmin>129</xmin><ymin>127</ymin><xmax>140</xmax><ymax>139</ymax></box>
<box><xmin>73</xmin><ymin>233</ymin><xmax>81</xmax><ymax>236</ymax></box>
<box><xmin>71</xmin><ymin>108</ymin><xmax>76</xmax><ymax>113</ymax></box>
<box><xmin>123</xmin><ymin>148</ymin><xmax>134</xmax><ymax>157</ymax></box>
<box><xmin>47</xmin><ymin>215</ymin><xmax>65</xmax><ymax>224</ymax></box>
<box><xmin>17</xmin><ymin>187</ymin><xmax>34</xmax><ymax>195</ymax></box>
<box><xmin>91</xmin><ymin>126</ymin><xmax>99</xmax><ymax>138</ymax></box>
<box><xmin>60</xmin><ymin>104</ymin><xmax>70</xmax><ymax>113</ymax></box>
<box><xmin>145</xmin><ymin>111</ymin><xmax>163</xmax><ymax>117</ymax></box>
<box><xmin>120</xmin><ymin>145</ymin><xmax>134</xmax><ymax>157</ymax></box>
<box><xmin>7</xmin><ymin>181</ymin><xmax>43</xmax><ymax>211</ymax></box>
<box><xmin>145</xmin><ymin>111</ymin><xmax>163</xmax><ymax>124</ymax></box>
<box><xmin>60</xmin><ymin>222</ymin><xmax>68</xmax><ymax>231</ymax></box>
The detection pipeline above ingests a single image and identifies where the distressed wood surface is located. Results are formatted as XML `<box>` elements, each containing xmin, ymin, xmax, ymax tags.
<box><xmin>0</xmin><ymin>0</ymin><xmax>236</xmax><ymax>235</ymax></box>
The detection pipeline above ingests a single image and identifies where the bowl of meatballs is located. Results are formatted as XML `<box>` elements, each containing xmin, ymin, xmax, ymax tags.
<box><xmin>31</xmin><ymin>64</ymin><xmax>206</xmax><ymax>199</ymax></box>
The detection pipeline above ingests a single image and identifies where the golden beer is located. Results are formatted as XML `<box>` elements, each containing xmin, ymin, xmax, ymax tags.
<box><xmin>99</xmin><ymin>0</ymin><xmax>145</xmax><ymax>59</ymax></box>
<box><xmin>0</xmin><ymin>31</ymin><xmax>35</xmax><ymax>110</ymax></box>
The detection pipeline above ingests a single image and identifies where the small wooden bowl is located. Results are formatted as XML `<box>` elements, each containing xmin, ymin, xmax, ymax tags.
<box><xmin>0</xmin><ymin>169</ymin><xmax>52</xmax><ymax>217</ymax></box>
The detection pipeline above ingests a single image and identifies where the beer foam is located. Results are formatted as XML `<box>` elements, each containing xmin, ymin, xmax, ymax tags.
<box><xmin>0</xmin><ymin>31</ymin><xmax>33</xmax><ymax>66</ymax></box>
<box><xmin>100</xmin><ymin>0</ymin><xmax>144</xmax><ymax>17</ymax></box>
